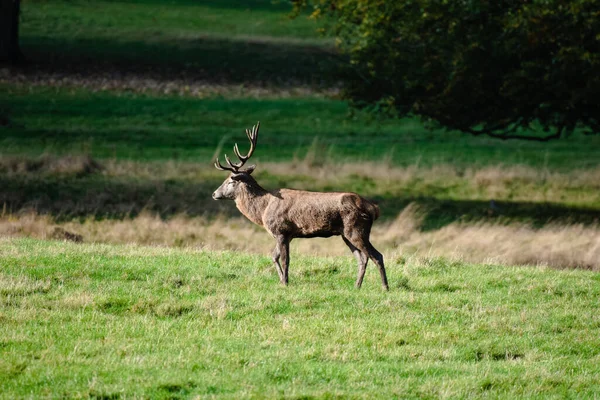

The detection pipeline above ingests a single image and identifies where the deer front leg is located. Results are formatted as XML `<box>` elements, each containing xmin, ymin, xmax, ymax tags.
<box><xmin>343</xmin><ymin>237</ymin><xmax>368</xmax><ymax>289</ymax></box>
<box><xmin>272</xmin><ymin>236</ymin><xmax>290</xmax><ymax>285</ymax></box>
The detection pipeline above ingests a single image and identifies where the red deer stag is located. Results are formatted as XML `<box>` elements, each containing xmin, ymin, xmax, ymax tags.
<box><xmin>212</xmin><ymin>122</ymin><xmax>389</xmax><ymax>290</ymax></box>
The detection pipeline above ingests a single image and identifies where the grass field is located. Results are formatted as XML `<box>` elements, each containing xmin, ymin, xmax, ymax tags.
<box><xmin>1</xmin><ymin>1</ymin><xmax>600</xmax><ymax>396</ymax></box>
<box><xmin>22</xmin><ymin>0</ymin><xmax>324</xmax><ymax>41</ymax></box>
<box><xmin>5</xmin><ymin>0</ymin><xmax>600</xmax><ymax>169</ymax></box>
<box><xmin>2</xmin><ymin>85</ymin><xmax>600</xmax><ymax>169</ymax></box>
<box><xmin>1</xmin><ymin>238</ymin><xmax>600</xmax><ymax>398</ymax></box>
<box><xmin>16</xmin><ymin>0</ymin><xmax>334</xmax><ymax>87</ymax></box>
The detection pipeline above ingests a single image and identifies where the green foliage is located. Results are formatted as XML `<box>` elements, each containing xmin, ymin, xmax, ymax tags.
<box><xmin>299</xmin><ymin>0</ymin><xmax>600</xmax><ymax>140</ymax></box>
<box><xmin>1</xmin><ymin>238</ymin><xmax>600</xmax><ymax>398</ymax></box>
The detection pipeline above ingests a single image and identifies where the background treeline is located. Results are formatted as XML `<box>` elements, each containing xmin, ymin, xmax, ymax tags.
<box><xmin>297</xmin><ymin>0</ymin><xmax>600</xmax><ymax>140</ymax></box>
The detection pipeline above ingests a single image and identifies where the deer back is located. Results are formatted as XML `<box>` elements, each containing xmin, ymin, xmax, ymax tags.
<box><xmin>262</xmin><ymin>189</ymin><xmax>378</xmax><ymax>238</ymax></box>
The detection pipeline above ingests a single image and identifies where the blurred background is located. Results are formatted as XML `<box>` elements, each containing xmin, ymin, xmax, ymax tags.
<box><xmin>1</xmin><ymin>0</ymin><xmax>599</xmax><ymax>268</ymax></box>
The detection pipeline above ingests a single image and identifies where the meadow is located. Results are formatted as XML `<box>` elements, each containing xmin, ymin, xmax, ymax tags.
<box><xmin>2</xmin><ymin>238</ymin><xmax>600</xmax><ymax>398</ymax></box>
<box><xmin>1</xmin><ymin>0</ymin><xmax>600</xmax><ymax>397</ymax></box>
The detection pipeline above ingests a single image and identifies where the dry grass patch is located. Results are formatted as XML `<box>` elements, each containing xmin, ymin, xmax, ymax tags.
<box><xmin>2</xmin><ymin>206</ymin><xmax>600</xmax><ymax>270</ymax></box>
<box><xmin>0</xmin><ymin>154</ymin><xmax>102</xmax><ymax>176</ymax></box>
<box><xmin>0</xmin><ymin>274</ymin><xmax>52</xmax><ymax>296</ymax></box>
<box><xmin>2</xmin><ymin>155</ymin><xmax>599</xmax><ymax>208</ymax></box>
<box><xmin>103</xmin><ymin>158</ymin><xmax>600</xmax><ymax>206</ymax></box>
<box><xmin>265</xmin><ymin>161</ymin><xmax>600</xmax><ymax>205</ymax></box>
<box><xmin>2</xmin><ymin>72</ymin><xmax>340</xmax><ymax>99</ymax></box>
<box><xmin>1</xmin><ymin>156</ymin><xmax>598</xmax><ymax>269</ymax></box>
<box><xmin>398</xmin><ymin>221</ymin><xmax>600</xmax><ymax>270</ymax></box>
<box><xmin>4</xmin><ymin>155</ymin><xmax>600</xmax><ymax>188</ymax></box>
<box><xmin>384</xmin><ymin>205</ymin><xmax>600</xmax><ymax>270</ymax></box>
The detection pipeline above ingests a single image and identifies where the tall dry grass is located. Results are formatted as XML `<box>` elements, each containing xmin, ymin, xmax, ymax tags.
<box><xmin>90</xmin><ymin>157</ymin><xmax>600</xmax><ymax>206</ymax></box>
<box><xmin>1</xmin><ymin>155</ymin><xmax>599</xmax><ymax>269</ymax></box>
<box><xmin>2</xmin><ymin>206</ymin><xmax>599</xmax><ymax>270</ymax></box>
<box><xmin>384</xmin><ymin>204</ymin><xmax>600</xmax><ymax>270</ymax></box>
<box><xmin>264</xmin><ymin>161</ymin><xmax>600</xmax><ymax>206</ymax></box>
<box><xmin>2</xmin><ymin>155</ymin><xmax>599</xmax><ymax>212</ymax></box>
<box><xmin>3</xmin><ymin>154</ymin><xmax>600</xmax><ymax>190</ymax></box>
<box><xmin>2</xmin><ymin>154</ymin><xmax>600</xmax><ymax>196</ymax></box>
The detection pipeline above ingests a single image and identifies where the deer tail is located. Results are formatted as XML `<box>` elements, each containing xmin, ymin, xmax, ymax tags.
<box><xmin>365</xmin><ymin>200</ymin><xmax>380</xmax><ymax>221</ymax></box>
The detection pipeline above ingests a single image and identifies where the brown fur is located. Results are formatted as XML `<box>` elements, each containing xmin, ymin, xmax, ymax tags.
<box><xmin>214</xmin><ymin>173</ymin><xmax>389</xmax><ymax>290</ymax></box>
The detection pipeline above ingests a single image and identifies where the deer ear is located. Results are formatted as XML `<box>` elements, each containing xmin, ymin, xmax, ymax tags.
<box><xmin>243</xmin><ymin>164</ymin><xmax>256</xmax><ymax>175</ymax></box>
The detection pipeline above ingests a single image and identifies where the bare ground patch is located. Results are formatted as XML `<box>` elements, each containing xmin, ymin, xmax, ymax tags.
<box><xmin>1</xmin><ymin>70</ymin><xmax>340</xmax><ymax>99</ymax></box>
<box><xmin>1</xmin><ymin>31</ymin><xmax>341</xmax><ymax>98</ymax></box>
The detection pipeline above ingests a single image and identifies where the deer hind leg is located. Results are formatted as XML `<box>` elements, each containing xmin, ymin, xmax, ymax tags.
<box><xmin>345</xmin><ymin>228</ymin><xmax>389</xmax><ymax>291</ymax></box>
<box><xmin>367</xmin><ymin>243</ymin><xmax>389</xmax><ymax>291</ymax></box>
<box><xmin>272</xmin><ymin>235</ymin><xmax>290</xmax><ymax>286</ymax></box>
<box><xmin>342</xmin><ymin>236</ymin><xmax>368</xmax><ymax>288</ymax></box>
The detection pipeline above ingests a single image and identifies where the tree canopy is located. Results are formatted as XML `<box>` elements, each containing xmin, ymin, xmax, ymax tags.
<box><xmin>297</xmin><ymin>0</ymin><xmax>600</xmax><ymax>140</ymax></box>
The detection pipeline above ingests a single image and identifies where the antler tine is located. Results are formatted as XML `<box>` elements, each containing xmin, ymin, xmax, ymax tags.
<box><xmin>224</xmin><ymin>153</ymin><xmax>243</xmax><ymax>169</ymax></box>
<box><xmin>233</xmin><ymin>121</ymin><xmax>259</xmax><ymax>164</ymax></box>
<box><xmin>251</xmin><ymin>121</ymin><xmax>259</xmax><ymax>142</ymax></box>
<box><xmin>214</xmin><ymin>122</ymin><xmax>260</xmax><ymax>173</ymax></box>
<box><xmin>233</xmin><ymin>143</ymin><xmax>244</xmax><ymax>161</ymax></box>
<box><xmin>214</xmin><ymin>158</ymin><xmax>236</xmax><ymax>172</ymax></box>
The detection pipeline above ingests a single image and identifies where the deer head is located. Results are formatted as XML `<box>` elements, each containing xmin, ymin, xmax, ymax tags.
<box><xmin>212</xmin><ymin>122</ymin><xmax>260</xmax><ymax>200</ymax></box>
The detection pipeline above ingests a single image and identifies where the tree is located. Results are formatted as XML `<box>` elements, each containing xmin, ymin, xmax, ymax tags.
<box><xmin>297</xmin><ymin>0</ymin><xmax>600</xmax><ymax>140</ymax></box>
<box><xmin>0</xmin><ymin>0</ymin><xmax>22</xmax><ymax>63</ymax></box>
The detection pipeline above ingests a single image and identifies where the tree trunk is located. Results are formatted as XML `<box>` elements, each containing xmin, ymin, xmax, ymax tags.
<box><xmin>0</xmin><ymin>0</ymin><xmax>21</xmax><ymax>63</ymax></box>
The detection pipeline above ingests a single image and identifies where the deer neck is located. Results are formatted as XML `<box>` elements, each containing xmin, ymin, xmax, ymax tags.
<box><xmin>235</xmin><ymin>183</ymin><xmax>270</xmax><ymax>226</ymax></box>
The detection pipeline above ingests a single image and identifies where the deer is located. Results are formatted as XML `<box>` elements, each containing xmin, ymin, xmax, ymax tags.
<box><xmin>212</xmin><ymin>122</ymin><xmax>389</xmax><ymax>290</ymax></box>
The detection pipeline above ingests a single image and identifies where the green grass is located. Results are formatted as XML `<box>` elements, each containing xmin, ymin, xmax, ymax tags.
<box><xmin>20</xmin><ymin>0</ymin><xmax>333</xmax><ymax>84</ymax></box>
<box><xmin>2</xmin><ymin>85</ymin><xmax>599</xmax><ymax>170</ymax></box>
<box><xmin>4</xmin><ymin>3</ymin><xmax>599</xmax><ymax>396</ymax></box>
<box><xmin>22</xmin><ymin>0</ymin><xmax>324</xmax><ymax>42</ymax></box>
<box><xmin>1</xmin><ymin>238</ymin><xmax>600</xmax><ymax>398</ymax></box>
<box><xmin>9</xmin><ymin>0</ymin><xmax>600</xmax><ymax>170</ymax></box>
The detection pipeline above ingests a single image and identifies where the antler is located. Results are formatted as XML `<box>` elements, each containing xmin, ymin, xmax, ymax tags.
<box><xmin>214</xmin><ymin>122</ymin><xmax>260</xmax><ymax>173</ymax></box>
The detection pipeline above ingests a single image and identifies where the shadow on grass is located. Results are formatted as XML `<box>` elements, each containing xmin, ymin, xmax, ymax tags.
<box><xmin>128</xmin><ymin>0</ymin><xmax>297</xmax><ymax>12</ymax></box>
<box><xmin>376</xmin><ymin>197</ymin><xmax>600</xmax><ymax>230</ymax></box>
<box><xmin>1</xmin><ymin>173</ymin><xmax>598</xmax><ymax>228</ymax></box>
<box><xmin>0</xmin><ymin>174</ymin><xmax>236</xmax><ymax>220</ymax></box>
<box><xmin>18</xmin><ymin>33</ymin><xmax>339</xmax><ymax>86</ymax></box>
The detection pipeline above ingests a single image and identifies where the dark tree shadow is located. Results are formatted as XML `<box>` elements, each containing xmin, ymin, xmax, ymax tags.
<box><xmin>17</xmin><ymin>34</ymin><xmax>340</xmax><ymax>87</ymax></box>
<box><xmin>375</xmin><ymin>196</ymin><xmax>600</xmax><ymax>230</ymax></box>
<box><xmin>116</xmin><ymin>0</ymin><xmax>297</xmax><ymax>12</ymax></box>
<box><xmin>0</xmin><ymin>174</ymin><xmax>238</xmax><ymax>221</ymax></box>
